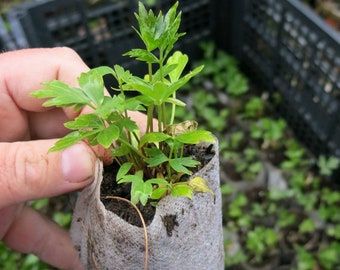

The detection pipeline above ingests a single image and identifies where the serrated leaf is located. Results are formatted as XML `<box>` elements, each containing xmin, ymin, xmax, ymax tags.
<box><xmin>78</xmin><ymin>69</ymin><xmax>105</xmax><ymax>107</ymax></box>
<box><xmin>110</xmin><ymin>64</ymin><xmax>132</xmax><ymax>85</ymax></box>
<box><xmin>97</xmin><ymin>124</ymin><xmax>120</xmax><ymax>148</ymax></box>
<box><xmin>116</xmin><ymin>118</ymin><xmax>138</xmax><ymax>132</ymax></box>
<box><xmin>64</xmin><ymin>114</ymin><xmax>104</xmax><ymax>130</ymax></box>
<box><xmin>32</xmin><ymin>80</ymin><xmax>90</xmax><ymax>109</ymax></box>
<box><xmin>145</xmin><ymin>147</ymin><xmax>169</xmax><ymax>167</ymax></box>
<box><xmin>124</xmin><ymin>48</ymin><xmax>159</xmax><ymax>63</ymax></box>
<box><xmin>169</xmin><ymin>157</ymin><xmax>200</xmax><ymax>175</ymax></box>
<box><xmin>175</xmin><ymin>130</ymin><xmax>214</xmax><ymax>144</ymax></box>
<box><xmin>140</xmin><ymin>132</ymin><xmax>171</xmax><ymax>147</ymax></box>
<box><xmin>188</xmin><ymin>177</ymin><xmax>215</xmax><ymax>198</ymax></box>
<box><xmin>49</xmin><ymin>130</ymin><xmax>98</xmax><ymax>152</ymax></box>
<box><xmin>94</xmin><ymin>96</ymin><xmax>124</xmax><ymax>119</ymax></box>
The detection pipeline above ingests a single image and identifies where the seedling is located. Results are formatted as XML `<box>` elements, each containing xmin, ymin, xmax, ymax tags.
<box><xmin>317</xmin><ymin>155</ymin><xmax>340</xmax><ymax>176</ymax></box>
<box><xmin>32</xmin><ymin>2</ymin><xmax>214</xmax><ymax>206</ymax></box>
<box><xmin>250</xmin><ymin>117</ymin><xmax>287</xmax><ymax>149</ymax></box>
<box><xmin>245</xmin><ymin>226</ymin><xmax>279</xmax><ymax>264</ymax></box>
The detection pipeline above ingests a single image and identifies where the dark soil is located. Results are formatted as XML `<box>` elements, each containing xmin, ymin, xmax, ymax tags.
<box><xmin>100</xmin><ymin>142</ymin><xmax>215</xmax><ymax>227</ymax></box>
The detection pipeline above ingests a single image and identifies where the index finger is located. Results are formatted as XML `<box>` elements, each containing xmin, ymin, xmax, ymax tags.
<box><xmin>0</xmin><ymin>48</ymin><xmax>90</xmax><ymax>141</ymax></box>
<box><xmin>0</xmin><ymin>47</ymin><xmax>90</xmax><ymax>113</ymax></box>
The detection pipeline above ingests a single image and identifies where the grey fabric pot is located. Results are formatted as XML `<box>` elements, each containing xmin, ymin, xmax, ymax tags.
<box><xmin>70</xmin><ymin>139</ymin><xmax>224</xmax><ymax>269</ymax></box>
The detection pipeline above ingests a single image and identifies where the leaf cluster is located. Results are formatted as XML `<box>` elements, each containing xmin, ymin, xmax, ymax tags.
<box><xmin>31</xmin><ymin>1</ymin><xmax>214</xmax><ymax>206</ymax></box>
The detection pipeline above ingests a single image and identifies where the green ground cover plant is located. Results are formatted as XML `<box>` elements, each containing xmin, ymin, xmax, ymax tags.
<box><xmin>174</xmin><ymin>41</ymin><xmax>340</xmax><ymax>269</ymax></box>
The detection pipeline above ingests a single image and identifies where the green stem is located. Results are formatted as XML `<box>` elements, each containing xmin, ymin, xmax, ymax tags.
<box><xmin>167</xmin><ymin>144</ymin><xmax>174</xmax><ymax>178</ymax></box>
<box><xmin>117</xmin><ymin>138</ymin><xmax>144</xmax><ymax>159</ymax></box>
<box><xmin>148</xmin><ymin>62</ymin><xmax>153</xmax><ymax>82</ymax></box>
<box><xmin>161</xmin><ymin>103</ymin><xmax>167</xmax><ymax>130</ymax></box>
<box><xmin>170</xmin><ymin>92</ymin><xmax>176</xmax><ymax>125</ymax></box>
<box><xmin>157</xmin><ymin>105</ymin><xmax>162</xmax><ymax>132</ymax></box>
<box><xmin>147</xmin><ymin>104</ymin><xmax>154</xmax><ymax>133</ymax></box>
<box><xmin>159</xmin><ymin>49</ymin><xmax>164</xmax><ymax>81</ymax></box>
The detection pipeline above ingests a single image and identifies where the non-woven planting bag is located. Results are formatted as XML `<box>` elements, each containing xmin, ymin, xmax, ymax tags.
<box><xmin>70</xmin><ymin>139</ymin><xmax>224</xmax><ymax>269</ymax></box>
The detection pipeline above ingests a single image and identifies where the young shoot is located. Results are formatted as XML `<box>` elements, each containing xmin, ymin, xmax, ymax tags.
<box><xmin>31</xmin><ymin>1</ymin><xmax>214</xmax><ymax>206</ymax></box>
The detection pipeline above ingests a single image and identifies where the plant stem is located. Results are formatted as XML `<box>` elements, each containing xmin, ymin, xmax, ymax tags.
<box><xmin>147</xmin><ymin>104</ymin><xmax>154</xmax><ymax>133</ymax></box>
<box><xmin>118</xmin><ymin>138</ymin><xmax>144</xmax><ymax>159</ymax></box>
<box><xmin>170</xmin><ymin>93</ymin><xmax>176</xmax><ymax>125</ymax></box>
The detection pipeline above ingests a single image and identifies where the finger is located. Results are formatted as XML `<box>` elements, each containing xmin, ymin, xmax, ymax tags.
<box><xmin>0</xmin><ymin>48</ymin><xmax>90</xmax><ymax>141</ymax></box>
<box><xmin>2</xmin><ymin>205</ymin><xmax>83</xmax><ymax>270</ymax></box>
<box><xmin>0</xmin><ymin>140</ymin><xmax>97</xmax><ymax>208</ymax></box>
<box><xmin>0</xmin><ymin>48</ymin><xmax>114</xmax><ymax>141</ymax></box>
<box><xmin>0</xmin><ymin>47</ymin><xmax>89</xmax><ymax>113</ymax></box>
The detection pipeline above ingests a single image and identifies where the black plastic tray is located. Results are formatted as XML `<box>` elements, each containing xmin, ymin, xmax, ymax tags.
<box><xmin>220</xmin><ymin>0</ymin><xmax>340</xmax><ymax>158</ymax></box>
<box><xmin>5</xmin><ymin>0</ymin><xmax>214</xmax><ymax>73</ymax></box>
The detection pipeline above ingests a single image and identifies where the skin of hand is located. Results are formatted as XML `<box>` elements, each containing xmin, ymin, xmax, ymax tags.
<box><xmin>0</xmin><ymin>48</ymin><xmax>147</xmax><ymax>269</ymax></box>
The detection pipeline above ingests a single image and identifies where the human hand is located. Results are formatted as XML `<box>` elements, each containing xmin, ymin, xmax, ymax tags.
<box><xmin>0</xmin><ymin>48</ymin><xmax>106</xmax><ymax>269</ymax></box>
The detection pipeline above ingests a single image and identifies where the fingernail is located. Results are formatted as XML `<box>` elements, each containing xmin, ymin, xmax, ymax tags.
<box><xmin>61</xmin><ymin>143</ymin><xmax>94</xmax><ymax>183</ymax></box>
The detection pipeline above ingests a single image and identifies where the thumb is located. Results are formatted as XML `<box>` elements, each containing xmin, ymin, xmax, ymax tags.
<box><xmin>0</xmin><ymin>140</ymin><xmax>97</xmax><ymax>208</ymax></box>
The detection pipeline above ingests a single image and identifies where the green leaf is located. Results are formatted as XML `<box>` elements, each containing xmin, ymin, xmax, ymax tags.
<box><xmin>144</xmin><ymin>147</ymin><xmax>169</xmax><ymax>167</ymax></box>
<box><xmin>124</xmin><ymin>48</ymin><xmax>159</xmax><ymax>63</ymax></box>
<box><xmin>152</xmin><ymin>64</ymin><xmax>177</xmax><ymax>83</ymax></box>
<box><xmin>117</xmin><ymin>174</ymin><xmax>143</xmax><ymax>184</ymax></box>
<box><xmin>167</xmin><ymin>51</ymin><xmax>188</xmax><ymax>82</ymax></box>
<box><xmin>97</xmin><ymin>124</ymin><xmax>120</xmax><ymax>148</ymax></box>
<box><xmin>31</xmin><ymin>80</ymin><xmax>90</xmax><ymax>109</ymax></box>
<box><xmin>78</xmin><ymin>69</ymin><xmax>105</xmax><ymax>107</ymax></box>
<box><xmin>299</xmin><ymin>219</ymin><xmax>315</xmax><ymax>233</ymax></box>
<box><xmin>112</xmin><ymin>144</ymin><xmax>130</xmax><ymax>157</ymax></box>
<box><xmin>167</xmin><ymin>64</ymin><xmax>204</xmax><ymax>93</ymax></box>
<box><xmin>116</xmin><ymin>162</ymin><xmax>133</xmax><ymax>180</ymax></box>
<box><xmin>317</xmin><ymin>243</ymin><xmax>340</xmax><ymax>269</ymax></box>
<box><xmin>175</xmin><ymin>130</ymin><xmax>214</xmax><ymax>144</ymax></box>
<box><xmin>145</xmin><ymin>178</ymin><xmax>170</xmax><ymax>186</ymax></box>
<box><xmin>49</xmin><ymin>130</ymin><xmax>98</xmax><ymax>152</ymax></box>
<box><xmin>171</xmin><ymin>183</ymin><xmax>192</xmax><ymax>199</ymax></box>
<box><xmin>116</xmin><ymin>117</ymin><xmax>139</xmax><ymax>132</ymax></box>
<box><xmin>169</xmin><ymin>157</ymin><xmax>200</xmax><ymax>175</ymax></box>
<box><xmin>188</xmin><ymin>177</ymin><xmax>214</xmax><ymax>197</ymax></box>
<box><xmin>125</xmin><ymin>96</ymin><xmax>146</xmax><ymax>111</ymax></box>
<box><xmin>94</xmin><ymin>95</ymin><xmax>125</xmax><ymax>119</ymax></box>
<box><xmin>64</xmin><ymin>114</ymin><xmax>104</xmax><ymax>130</ymax></box>
<box><xmin>140</xmin><ymin>132</ymin><xmax>171</xmax><ymax>147</ymax></box>
<box><xmin>164</xmin><ymin>97</ymin><xmax>186</xmax><ymax>106</ymax></box>
<box><xmin>92</xmin><ymin>65</ymin><xmax>115</xmax><ymax>76</ymax></box>
<box><xmin>151</xmin><ymin>187</ymin><xmax>169</xmax><ymax>200</ymax></box>
<box><xmin>123</xmin><ymin>76</ymin><xmax>154</xmax><ymax>97</ymax></box>
<box><xmin>152</xmin><ymin>81</ymin><xmax>170</xmax><ymax>104</ymax></box>
<box><xmin>132</xmin><ymin>181</ymin><xmax>153</xmax><ymax>206</ymax></box>
<box><xmin>110</xmin><ymin>64</ymin><xmax>132</xmax><ymax>86</ymax></box>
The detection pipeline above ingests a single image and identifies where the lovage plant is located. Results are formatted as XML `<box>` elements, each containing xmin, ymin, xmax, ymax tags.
<box><xmin>32</xmin><ymin>2</ymin><xmax>214</xmax><ymax>206</ymax></box>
